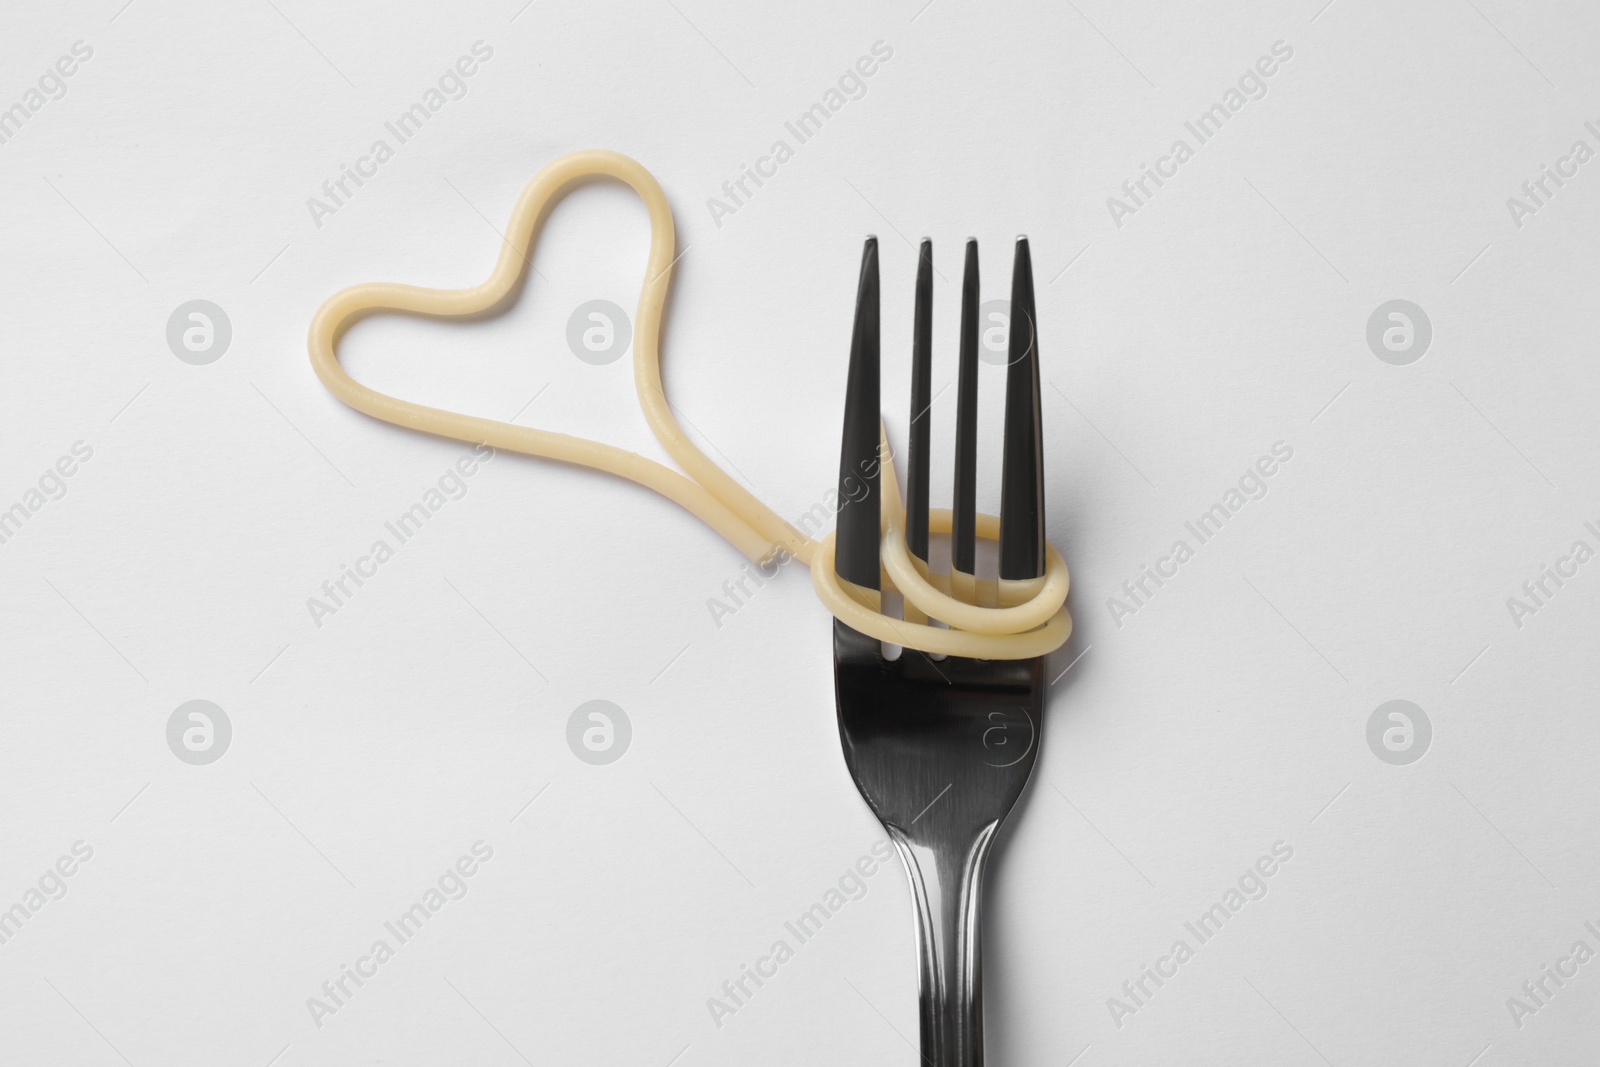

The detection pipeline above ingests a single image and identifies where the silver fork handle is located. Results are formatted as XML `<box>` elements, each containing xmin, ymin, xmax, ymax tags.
<box><xmin>891</xmin><ymin>825</ymin><xmax>1001</xmax><ymax>1067</ymax></box>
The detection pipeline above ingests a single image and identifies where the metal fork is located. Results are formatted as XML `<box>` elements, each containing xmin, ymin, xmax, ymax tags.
<box><xmin>833</xmin><ymin>235</ymin><xmax>1047</xmax><ymax>1067</ymax></box>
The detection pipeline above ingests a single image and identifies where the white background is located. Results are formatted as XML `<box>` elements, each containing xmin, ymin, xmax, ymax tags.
<box><xmin>1</xmin><ymin>0</ymin><xmax>1597</xmax><ymax>1064</ymax></box>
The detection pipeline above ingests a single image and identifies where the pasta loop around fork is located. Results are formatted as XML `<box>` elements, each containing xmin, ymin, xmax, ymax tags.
<box><xmin>811</xmin><ymin>528</ymin><xmax>1072</xmax><ymax>660</ymax></box>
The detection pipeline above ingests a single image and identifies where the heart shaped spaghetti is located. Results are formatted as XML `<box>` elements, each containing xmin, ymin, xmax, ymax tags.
<box><xmin>307</xmin><ymin>149</ymin><xmax>1070</xmax><ymax>658</ymax></box>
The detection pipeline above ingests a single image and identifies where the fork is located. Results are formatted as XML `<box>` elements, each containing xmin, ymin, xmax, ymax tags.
<box><xmin>833</xmin><ymin>234</ymin><xmax>1047</xmax><ymax>1067</ymax></box>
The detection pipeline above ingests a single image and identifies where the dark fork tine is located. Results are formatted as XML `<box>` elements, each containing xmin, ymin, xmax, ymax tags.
<box><xmin>836</xmin><ymin>237</ymin><xmax>881</xmax><ymax>592</ymax></box>
<box><xmin>905</xmin><ymin>239</ymin><xmax>933</xmax><ymax>564</ymax></box>
<box><xmin>1000</xmin><ymin>237</ymin><xmax>1045</xmax><ymax>582</ymax></box>
<box><xmin>952</xmin><ymin>239</ymin><xmax>980</xmax><ymax>586</ymax></box>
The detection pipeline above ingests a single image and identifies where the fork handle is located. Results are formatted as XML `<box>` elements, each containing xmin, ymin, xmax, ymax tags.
<box><xmin>891</xmin><ymin>825</ymin><xmax>1000</xmax><ymax>1067</ymax></box>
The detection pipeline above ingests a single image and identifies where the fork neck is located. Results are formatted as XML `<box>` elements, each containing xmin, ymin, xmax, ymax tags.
<box><xmin>890</xmin><ymin>823</ymin><xmax>1001</xmax><ymax>1067</ymax></box>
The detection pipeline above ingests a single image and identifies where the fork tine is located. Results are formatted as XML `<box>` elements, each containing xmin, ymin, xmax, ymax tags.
<box><xmin>1000</xmin><ymin>237</ymin><xmax>1045</xmax><ymax>581</ymax></box>
<box><xmin>836</xmin><ymin>237</ymin><xmax>881</xmax><ymax>592</ymax></box>
<box><xmin>951</xmin><ymin>239</ymin><xmax>979</xmax><ymax>589</ymax></box>
<box><xmin>905</xmin><ymin>239</ymin><xmax>933</xmax><ymax>564</ymax></box>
